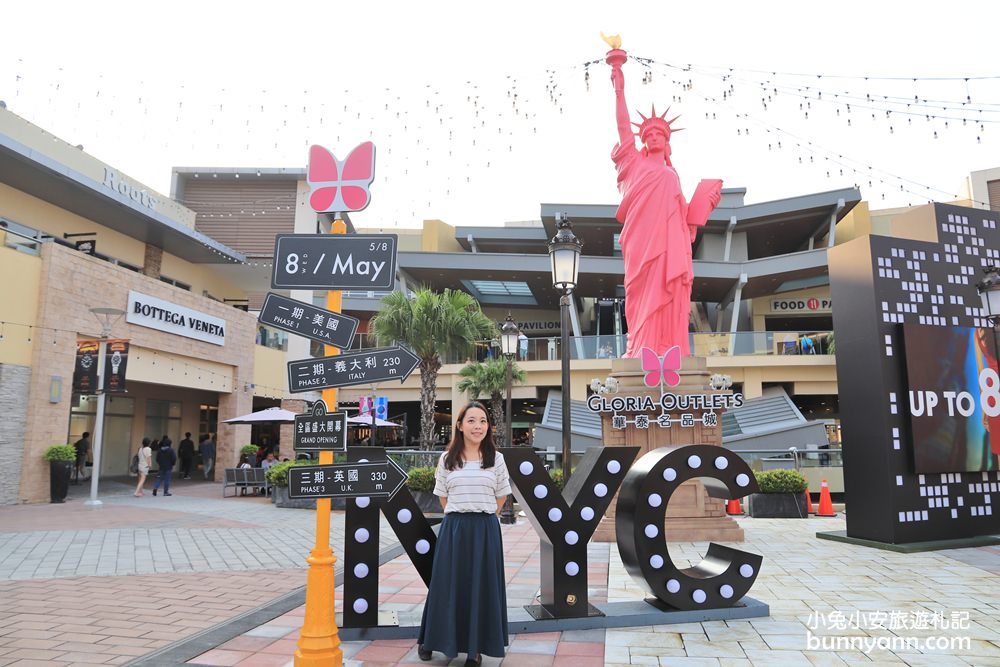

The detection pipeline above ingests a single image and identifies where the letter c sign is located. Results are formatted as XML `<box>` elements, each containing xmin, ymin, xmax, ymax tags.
<box><xmin>616</xmin><ymin>445</ymin><xmax>762</xmax><ymax>611</ymax></box>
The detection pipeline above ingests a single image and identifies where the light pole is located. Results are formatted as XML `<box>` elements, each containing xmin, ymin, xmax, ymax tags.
<box><xmin>548</xmin><ymin>212</ymin><xmax>582</xmax><ymax>484</ymax></box>
<box><xmin>86</xmin><ymin>307</ymin><xmax>126</xmax><ymax>507</ymax></box>
<box><xmin>499</xmin><ymin>313</ymin><xmax>520</xmax><ymax>524</ymax></box>
<box><xmin>978</xmin><ymin>266</ymin><xmax>1000</xmax><ymax>361</ymax></box>
<box><xmin>978</xmin><ymin>266</ymin><xmax>1000</xmax><ymax>326</ymax></box>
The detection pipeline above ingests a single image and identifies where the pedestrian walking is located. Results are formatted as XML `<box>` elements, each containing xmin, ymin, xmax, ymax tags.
<box><xmin>417</xmin><ymin>401</ymin><xmax>511</xmax><ymax>666</ymax></box>
<box><xmin>199</xmin><ymin>433</ymin><xmax>216</xmax><ymax>480</ymax></box>
<box><xmin>178</xmin><ymin>432</ymin><xmax>195</xmax><ymax>479</ymax></box>
<box><xmin>153</xmin><ymin>436</ymin><xmax>176</xmax><ymax>496</ymax></box>
<box><xmin>72</xmin><ymin>432</ymin><xmax>90</xmax><ymax>484</ymax></box>
<box><xmin>133</xmin><ymin>437</ymin><xmax>152</xmax><ymax>497</ymax></box>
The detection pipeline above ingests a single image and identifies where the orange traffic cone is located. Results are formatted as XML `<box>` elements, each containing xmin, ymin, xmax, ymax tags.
<box><xmin>726</xmin><ymin>498</ymin><xmax>743</xmax><ymax>515</ymax></box>
<box><xmin>804</xmin><ymin>489</ymin><xmax>815</xmax><ymax>514</ymax></box>
<box><xmin>817</xmin><ymin>479</ymin><xmax>835</xmax><ymax>516</ymax></box>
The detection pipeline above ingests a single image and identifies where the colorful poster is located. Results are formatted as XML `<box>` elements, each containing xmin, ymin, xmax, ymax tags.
<box><xmin>73</xmin><ymin>341</ymin><xmax>100</xmax><ymax>394</ymax></box>
<box><xmin>904</xmin><ymin>325</ymin><xmax>1000</xmax><ymax>473</ymax></box>
<box><xmin>103</xmin><ymin>340</ymin><xmax>129</xmax><ymax>393</ymax></box>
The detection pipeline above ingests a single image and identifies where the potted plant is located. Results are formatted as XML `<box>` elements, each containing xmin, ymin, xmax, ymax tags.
<box><xmin>406</xmin><ymin>466</ymin><xmax>442</xmax><ymax>514</ymax></box>
<box><xmin>44</xmin><ymin>445</ymin><xmax>76</xmax><ymax>504</ymax></box>
<box><xmin>240</xmin><ymin>444</ymin><xmax>261</xmax><ymax>465</ymax></box>
<box><xmin>747</xmin><ymin>469</ymin><xmax>809</xmax><ymax>518</ymax></box>
<box><xmin>266</xmin><ymin>459</ymin><xmax>318</xmax><ymax>509</ymax></box>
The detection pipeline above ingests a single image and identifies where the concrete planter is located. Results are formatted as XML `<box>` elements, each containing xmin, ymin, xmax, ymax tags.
<box><xmin>411</xmin><ymin>490</ymin><xmax>442</xmax><ymax>514</ymax></box>
<box><xmin>49</xmin><ymin>460</ymin><xmax>72</xmax><ymax>503</ymax></box>
<box><xmin>273</xmin><ymin>486</ymin><xmax>316</xmax><ymax>510</ymax></box>
<box><xmin>748</xmin><ymin>492</ymin><xmax>808</xmax><ymax>518</ymax></box>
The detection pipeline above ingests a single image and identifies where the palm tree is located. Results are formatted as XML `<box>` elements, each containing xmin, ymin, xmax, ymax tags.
<box><xmin>371</xmin><ymin>288</ymin><xmax>497</xmax><ymax>450</ymax></box>
<box><xmin>456</xmin><ymin>357</ymin><xmax>527</xmax><ymax>447</ymax></box>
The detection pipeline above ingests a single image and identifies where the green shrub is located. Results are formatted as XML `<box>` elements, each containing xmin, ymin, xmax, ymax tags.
<box><xmin>241</xmin><ymin>444</ymin><xmax>261</xmax><ymax>455</ymax></box>
<box><xmin>406</xmin><ymin>466</ymin><xmax>436</xmax><ymax>493</ymax></box>
<box><xmin>755</xmin><ymin>469</ymin><xmax>808</xmax><ymax>494</ymax></box>
<box><xmin>44</xmin><ymin>445</ymin><xmax>77</xmax><ymax>462</ymax></box>
<box><xmin>549</xmin><ymin>467</ymin><xmax>576</xmax><ymax>491</ymax></box>
<box><xmin>265</xmin><ymin>459</ymin><xmax>313</xmax><ymax>487</ymax></box>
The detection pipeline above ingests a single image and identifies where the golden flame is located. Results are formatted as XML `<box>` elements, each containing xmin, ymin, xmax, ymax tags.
<box><xmin>600</xmin><ymin>32</ymin><xmax>622</xmax><ymax>50</ymax></box>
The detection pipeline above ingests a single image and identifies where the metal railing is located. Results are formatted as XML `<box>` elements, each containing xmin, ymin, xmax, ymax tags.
<box><xmin>327</xmin><ymin>331</ymin><xmax>835</xmax><ymax>363</ymax></box>
<box><xmin>380</xmin><ymin>446</ymin><xmax>842</xmax><ymax>473</ymax></box>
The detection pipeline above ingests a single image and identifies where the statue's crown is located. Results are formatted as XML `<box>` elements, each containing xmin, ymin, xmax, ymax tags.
<box><xmin>632</xmin><ymin>105</ymin><xmax>682</xmax><ymax>142</ymax></box>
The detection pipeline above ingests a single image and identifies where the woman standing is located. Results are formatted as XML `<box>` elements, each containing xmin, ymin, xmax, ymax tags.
<box><xmin>417</xmin><ymin>402</ymin><xmax>511</xmax><ymax>666</ymax></box>
<box><xmin>133</xmin><ymin>437</ymin><xmax>152</xmax><ymax>497</ymax></box>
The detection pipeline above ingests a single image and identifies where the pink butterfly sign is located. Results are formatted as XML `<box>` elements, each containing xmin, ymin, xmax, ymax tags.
<box><xmin>640</xmin><ymin>346</ymin><xmax>682</xmax><ymax>388</ymax></box>
<box><xmin>307</xmin><ymin>142</ymin><xmax>376</xmax><ymax>214</ymax></box>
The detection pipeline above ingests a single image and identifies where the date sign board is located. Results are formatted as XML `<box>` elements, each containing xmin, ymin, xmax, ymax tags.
<box><xmin>259</xmin><ymin>293</ymin><xmax>359</xmax><ymax>350</ymax></box>
<box><xmin>270</xmin><ymin>234</ymin><xmax>397</xmax><ymax>290</ymax></box>
<box><xmin>288</xmin><ymin>459</ymin><xmax>408</xmax><ymax>499</ymax></box>
<box><xmin>288</xmin><ymin>346</ymin><xmax>420</xmax><ymax>393</ymax></box>
<box><xmin>293</xmin><ymin>401</ymin><xmax>348</xmax><ymax>452</ymax></box>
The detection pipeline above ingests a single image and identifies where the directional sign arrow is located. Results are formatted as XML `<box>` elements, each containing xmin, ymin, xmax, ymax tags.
<box><xmin>287</xmin><ymin>346</ymin><xmax>420</xmax><ymax>393</ymax></box>
<box><xmin>258</xmin><ymin>292</ymin><xmax>359</xmax><ymax>350</ymax></box>
<box><xmin>287</xmin><ymin>458</ymin><xmax>408</xmax><ymax>500</ymax></box>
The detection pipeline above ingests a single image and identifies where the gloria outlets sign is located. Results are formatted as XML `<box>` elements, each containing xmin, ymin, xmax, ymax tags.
<box><xmin>126</xmin><ymin>291</ymin><xmax>226</xmax><ymax>346</ymax></box>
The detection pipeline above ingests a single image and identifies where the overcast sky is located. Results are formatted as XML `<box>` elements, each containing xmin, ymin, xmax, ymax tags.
<box><xmin>4</xmin><ymin>1</ymin><xmax>999</xmax><ymax>228</ymax></box>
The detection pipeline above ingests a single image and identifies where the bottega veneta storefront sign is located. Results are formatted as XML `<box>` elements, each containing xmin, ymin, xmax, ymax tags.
<box><xmin>126</xmin><ymin>291</ymin><xmax>226</xmax><ymax>346</ymax></box>
<box><xmin>102</xmin><ymin>168</ymin><xmax>159</xmax><ymax>210</ymax></box>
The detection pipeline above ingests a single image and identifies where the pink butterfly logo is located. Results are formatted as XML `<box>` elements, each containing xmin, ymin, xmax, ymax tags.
<box><xmin>307</xmin><ymin>142</ymin><xmax>376</xmax><ymax>213</ymax></box>
<box><xmin>640</xmin><ymin>346</ymin><xmax>682</xmax><ymax>388</ymax></box>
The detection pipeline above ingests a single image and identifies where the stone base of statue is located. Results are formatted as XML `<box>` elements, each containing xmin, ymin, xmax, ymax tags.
<box><xmin>592</xmin><ymin>356</ymin><xmax>745</xmax><ymax>543</ymax></box>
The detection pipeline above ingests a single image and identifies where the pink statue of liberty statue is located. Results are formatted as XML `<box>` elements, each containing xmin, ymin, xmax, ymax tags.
<box><xmin>604</xmin><ymin>35</ymin><xmax>723</xmax><ymax>358</ymax></box>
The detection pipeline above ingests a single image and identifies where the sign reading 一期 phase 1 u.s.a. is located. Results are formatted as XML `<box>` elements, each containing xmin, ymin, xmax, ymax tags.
<box><xmin>288</xmin><ymin>459</ymin><xmax>407</xmax><ymax>500</ymax></box>
<box><xmin>270</xmin><ymin>234</ymin><xmax>397</xmax><ymax>290</ymax></box>
<box><xmin>294</xmin><ymin>408</ymin><xmax>348</xmax><ymax>452</ymax></box>
<box><xmin>258</xmin><ymin>293</ymin><xmax>359</xmax><ymax>350</ymax></box>
<box><xmin>287</xmin><ymin>346</ymin><xmax>420</xmax><ymax>393</ymax></box>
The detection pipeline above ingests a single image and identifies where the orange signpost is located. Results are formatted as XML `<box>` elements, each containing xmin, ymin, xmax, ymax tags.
<box><xmin>294</xmin><ymin>218</ymin><xmax>346</xmax><ymax>667</ymax></box>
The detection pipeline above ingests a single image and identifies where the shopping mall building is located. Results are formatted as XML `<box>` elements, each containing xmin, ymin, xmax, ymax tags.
<box><xmin>2</xmin><ymin>105</ymin><xmax>998</xmax><ymax>503</ymax></box>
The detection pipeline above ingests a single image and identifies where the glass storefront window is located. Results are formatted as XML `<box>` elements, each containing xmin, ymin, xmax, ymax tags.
<box><xmin>145</xmin><ymin>399</ymin><xmax>181</xmax><ymax>445</ymax></box>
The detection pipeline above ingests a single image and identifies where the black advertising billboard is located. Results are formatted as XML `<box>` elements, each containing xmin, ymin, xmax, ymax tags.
<box><xmin>903</xmin><ymin>325</ymin><xmax>999</xmax><ymax>473</ymax></box>
<box><xmin>103</xmin><ymin>339</ymin><xmax>129</xmax><ymax>393</ymax></box>
<box><xmin>73</xmin><ymin>341</ymin><xmax>99</xmax><ymax>394</ymax></box>
<box><xmin>830</xmin><ymin>202</ymin><xmax>1000</xmax><ymax>544</ymax></box>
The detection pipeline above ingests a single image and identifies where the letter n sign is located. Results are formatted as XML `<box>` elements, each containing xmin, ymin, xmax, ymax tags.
<box><xmin>342</xmin><ymin>448</ymin><xmax>437</xmax><ymax>627</ymax></box>
<box><xmin>500</xmin><ymin>446</ymin><xmax>640</xmax><ymax>618</ymax></box>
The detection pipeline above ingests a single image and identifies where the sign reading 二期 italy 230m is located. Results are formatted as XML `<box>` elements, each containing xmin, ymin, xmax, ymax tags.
<box><xmin>270</xmin><ymin>234</ymin><xmax>398</xmax><ymax>290</ymax></box>
<box><xmin>287</xmin><ymin>346</ymin><xmax>420</xmax><ymax>393</ymax></box>
<box><xmin>258</xmin><ymin>292</ymin><xmax>359</xmax><ymax>350</ymax></box>
<box><xmin>288</xmin><ymin>459</ymin><xmax>407</xmax><ymax>500</ymax></box>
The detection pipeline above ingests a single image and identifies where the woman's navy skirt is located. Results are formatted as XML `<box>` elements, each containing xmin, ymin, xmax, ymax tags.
<box><xmin>418</xmin><ymin>512</ymin><xmax>508</xmax><ymax>658</ymax></box>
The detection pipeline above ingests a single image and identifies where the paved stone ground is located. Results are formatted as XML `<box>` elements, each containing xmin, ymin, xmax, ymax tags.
<box><xmin>0</xmin><ymin>476</ymin><xmax>399</xmax><ymax>666</ymax></box>
<box><xmin>3</xmin><ymin>479</ymin><xmax>999</xmax><ymax>666</ymax></box>
<box><xmin>191</xmin><ymin>514</ymin><xmax>1000</xmax><ymax>667</ymax></box>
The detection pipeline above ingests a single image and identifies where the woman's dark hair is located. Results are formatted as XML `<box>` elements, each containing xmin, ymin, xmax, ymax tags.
<box><xmin>141</xmin><ymin>437</ymin><xmax>150</xmax><ymax>446</ymax></box>
<box><xmin>443</xmin><ymin>401</ymin><xmax>496</xmax><ymax>471</ymax></box>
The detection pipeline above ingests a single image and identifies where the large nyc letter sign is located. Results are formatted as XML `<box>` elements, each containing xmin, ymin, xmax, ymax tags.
<box><xmin>340</xmin><ymin>445</ymin><xmax>761</xmax><ymax>626</ymax></box>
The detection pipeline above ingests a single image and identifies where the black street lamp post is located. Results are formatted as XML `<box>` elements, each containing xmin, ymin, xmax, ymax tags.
<box><xmin>499</xmin><ymin>313</ymin><xmax>520</xmax><ymax>524</ymax></box>
<box><xmin>978</xmin><ymin>267</ymin><xmax>1000</xmax><ymax>364</ymax></box>
<box><xmin>548</xmin><ymin>213</ymin><xmax>583</xmax><ymax>485</ymax></box>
